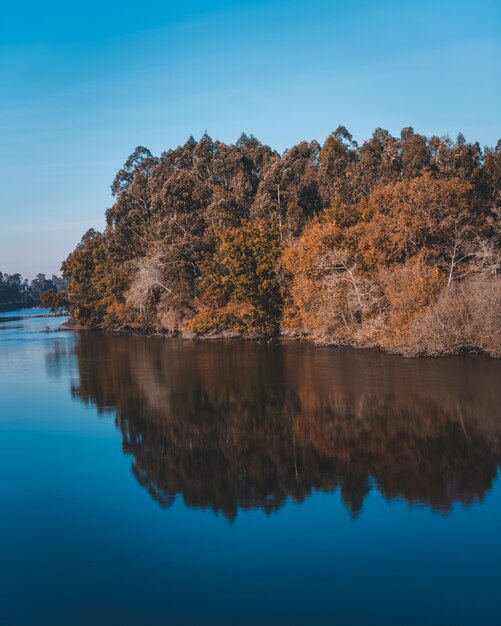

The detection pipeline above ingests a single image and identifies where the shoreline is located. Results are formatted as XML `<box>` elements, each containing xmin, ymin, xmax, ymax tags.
<box><xmin>60</xmin><ymin>320</ymin><xmax>499</xmax><ymax>359</ymax></box>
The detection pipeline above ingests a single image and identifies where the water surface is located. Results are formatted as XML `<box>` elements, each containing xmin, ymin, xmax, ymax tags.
<box><xmin>1</xmin><ymin>310</ymin><xmax>500</xmax><ymax>625</ymax></box>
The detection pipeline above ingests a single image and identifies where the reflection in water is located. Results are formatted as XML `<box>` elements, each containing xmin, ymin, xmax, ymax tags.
<box><xmin>51</xmin><ymin>333</ymin><xmax>501</xmax><ymax>520</ymax></box>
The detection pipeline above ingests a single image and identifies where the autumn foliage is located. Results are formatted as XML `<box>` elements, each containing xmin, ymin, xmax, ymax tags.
<box><xmin>60</xmin><ymin>128</ymin><xmax>501</xmax><ymax>356</ymax></box>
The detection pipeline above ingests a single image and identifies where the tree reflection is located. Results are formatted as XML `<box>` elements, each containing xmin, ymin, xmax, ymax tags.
<box><xmin>55</xmin><ymin>333</ymin><xmax>501</xmax><ymax>520</ymax></box>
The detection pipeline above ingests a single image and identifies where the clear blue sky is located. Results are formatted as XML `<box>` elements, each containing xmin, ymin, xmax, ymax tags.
<box><xmin>1</xmin><ymin>0</ymin><xmax>499</xmax><ymax>278</ymax></box>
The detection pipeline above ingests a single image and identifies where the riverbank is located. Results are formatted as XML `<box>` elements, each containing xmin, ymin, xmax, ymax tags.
<box><xmin>60</xmin><ymin>318</ymin><xmax>500</xmax><ymax>358</ymax></box>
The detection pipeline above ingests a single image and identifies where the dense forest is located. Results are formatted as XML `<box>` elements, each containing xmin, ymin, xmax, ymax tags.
<box><xmin>0</xmin><ymin>272</ymin><xmax>66</xmax><ymax>311</ymax></box>
<box><xmin>60</xmin><ymin>127</ymin><xmax>501</xmax><ymax>356</ymax></box>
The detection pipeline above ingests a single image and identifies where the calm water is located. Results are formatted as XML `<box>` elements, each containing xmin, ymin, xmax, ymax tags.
<box><xmin>1</xmin><ymin>309</ymin><xmax>500</xmax><ymax>626</ymax></box>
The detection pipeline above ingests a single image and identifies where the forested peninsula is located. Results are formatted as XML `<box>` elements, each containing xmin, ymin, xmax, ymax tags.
<box><xmin>60</xmin><ymin>127</ymin><xmax>501</xmax><ymax>356</ymax></box>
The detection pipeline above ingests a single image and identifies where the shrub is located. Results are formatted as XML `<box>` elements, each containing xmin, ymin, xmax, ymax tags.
<box><xmin>380</xmin><ymin>256</ymin><xmax>444</xmax><ymax>348</ymax></box>
<box><xmin>401</xmin><ymin>276</ymin><xmax>501</xmax><ymax>356</ymax></box>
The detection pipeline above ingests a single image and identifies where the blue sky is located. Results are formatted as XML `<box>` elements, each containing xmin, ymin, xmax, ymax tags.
<box><xmin>1</xmin><ymin>0</ymin><xmax>499</xmax><ymax>278</ymax></box>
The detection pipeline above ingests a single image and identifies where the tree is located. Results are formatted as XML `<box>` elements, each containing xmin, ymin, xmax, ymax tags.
<box><xmin>318</xmin><ymin>125</ymin><xmax>358</xmax><ymax>205</ymax></box>
<box><xmin>252</xmin><ymin>141</ymin><xmax>322</xmax><ymax>238</ymax></box>
<box><xmin>359</xmin><ymin>173</ymin><xmax>475</xmax><ymax>272</ymax></box>
<box><xmin>188</xmin><ymin>222</ymin><xmax>282</xmax><ymax>334</ymax></box>
<box><xmin>40</xmin><ymin>289</ymin><xmax>69</xmax><ymax>313</ymax></box>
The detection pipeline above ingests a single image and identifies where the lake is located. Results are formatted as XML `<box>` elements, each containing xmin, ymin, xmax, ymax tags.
<box><xmin>1</xmin><ymin>309</ymin><xmax>500</xmax><ymax>625</ymax></box>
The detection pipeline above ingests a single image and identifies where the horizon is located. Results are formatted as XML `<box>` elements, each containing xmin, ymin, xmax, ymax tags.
<box><xmin>1</xmin><ymin>0</ymin><xmax>500</xmax><ymax>279</ymax></box>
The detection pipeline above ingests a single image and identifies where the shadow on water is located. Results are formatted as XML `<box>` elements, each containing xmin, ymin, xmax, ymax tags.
<box><xmin>46</xmin><ymin>332</ymin><xmax>501</xmax><ymax>521</ymax></box>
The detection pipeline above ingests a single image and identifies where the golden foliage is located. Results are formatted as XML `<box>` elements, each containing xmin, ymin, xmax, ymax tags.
<box><xmin>380</xmin><ymin>256</ymin><xmax>444</xmax><ymax>347</ymax></box>
<box><xmin>360</xmin><ymin>173</ymin><xmax>473</xmax><ymax>268</ymax></box>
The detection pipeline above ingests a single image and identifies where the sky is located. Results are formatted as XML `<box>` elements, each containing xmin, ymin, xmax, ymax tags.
<box><xmin>1</xmin><ymin>0</ymin><xmax>500</xmax><ymax>278</ymax></box>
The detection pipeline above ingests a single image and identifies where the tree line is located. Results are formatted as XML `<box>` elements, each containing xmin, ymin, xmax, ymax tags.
<box><xmin>0</xmin><ymin>272</ymin><xmax>66</xmax><ymax>311</ymax></box>
<box><xmin>59</xmin><ymin>127</ymin><xmax>501</xmax><ymax>355</ymax></box>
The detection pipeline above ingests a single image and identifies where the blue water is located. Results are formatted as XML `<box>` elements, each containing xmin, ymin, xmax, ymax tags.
<box><xmin>0</xmin><ymin>310</ymin><xmax>500</xmax><ymax>625</ymax></box>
